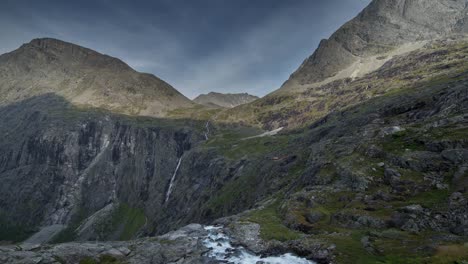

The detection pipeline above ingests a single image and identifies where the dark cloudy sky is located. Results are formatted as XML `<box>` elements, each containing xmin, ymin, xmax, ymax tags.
<box><xmin>0</xmin><ymin>0</ymin><xmax>370</xmax><ymax>98</ymax></box>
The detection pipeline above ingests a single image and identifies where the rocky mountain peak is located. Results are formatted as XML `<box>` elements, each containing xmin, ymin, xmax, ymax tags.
<box><xmin>0</xmin><ymin>38</ymin><xmax>194</xmax><ymax>117</ymax></box>
<box><xmin>279</xmin><ymin>0</ymin><xmax>468</xmax><ymax>91</ymax></box>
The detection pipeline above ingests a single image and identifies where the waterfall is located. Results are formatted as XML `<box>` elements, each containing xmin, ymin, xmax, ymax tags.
<box><xmin>204</xmin><ymin>121</ymin><xmax>210</xmax><ymax>140</ymax></box>
<box><xmin>165</xmin><ymin>157</ymin><xmax>183</xmax><ymax>203</ymax></box>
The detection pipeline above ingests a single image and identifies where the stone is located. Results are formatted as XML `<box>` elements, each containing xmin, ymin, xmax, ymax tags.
<box><xmin>441</xmin><ymin>149</ymin><xmax>468</xmax><ymax>164</ymax></box>
<box><xmin>306</xmin><ymin>211</ymin><xmax>324</xmax><ymax>224</ymax></box>
<box><xmin>401</xmin><ymin>205</ymin><xmax>424</xmax><ymax>214</ymax></box>
<box><xmin>402</xmin><ymin>219</ymin><xmax>420</xmax><ymax>233</ymax></box>
<box><xmin>384</xmin><ymin>168</ymin><xmax>401</xmax><ymax>185</ymax></box>
<box><xmin>117</xmin><ymin>247</ymin><xmax>131</xmax><ymax>256</ymax></box>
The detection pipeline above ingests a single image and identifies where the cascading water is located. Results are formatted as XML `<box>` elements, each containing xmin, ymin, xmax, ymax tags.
<box><xmin>204</xmin><ymin>120</ymin><xmax>210</xmax><ymax>140</ymax></box>
<box><xmin>203</xmin><ymin>226</ymin><xmax>316</xmax><ymax>264</ymax></box>
<box><xmin>165</xmin><ymin>157</ymin><xmax>183</xmax><ymax>203</ymax></box>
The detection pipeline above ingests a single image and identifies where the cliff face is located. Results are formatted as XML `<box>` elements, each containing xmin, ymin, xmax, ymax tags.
<box><xmin>0</xmin><ymin>95</ymin><xmax>200</xmax><ymax>241</ymax></box>
<box><xmin>280</xmin><ymin>0</ymin><xmax>468</xmax><ymax>90</ymax></box>
<box><xmin>0</xmin><ymin>93</ymin><xmax>302</xmax><ymax>242</ymax></box>
<box><xmin>0</xmin><ymin>38</ymin><xmax>194</xmax><ymax>117</ymax></box>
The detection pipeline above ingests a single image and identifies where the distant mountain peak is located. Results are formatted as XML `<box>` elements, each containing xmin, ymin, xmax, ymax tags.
<box><xmin>194</xmin><ymin>92</ymin><xmax>259</xmax><ymax>108</ymax></box>
<box><xmin>0</xmin><ymin>38</ymin><xmax>194</xmax><ymax>116</ymax></box>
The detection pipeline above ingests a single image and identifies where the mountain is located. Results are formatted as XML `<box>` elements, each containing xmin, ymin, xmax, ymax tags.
<box><xmin>1</xmin><ymin>0</ymin><xmax>468</xmax><ymax>263</ymax></box>
<box><xmin>280</xmin><ymin>0</ymin><xmax>468</xmax><ymax>92</ymax></box>
<box><xmin>194</xmin><ymin>92</ymin><xmax>259</xmax><ymax>108</ymax></box>
<box><xmin>218</xmin><ymin>0</ymin><xmax>468</xmax><ymax>129</ymax></box>
<box><xmin>0</xmin><ymin>38</ymin><xmax>195</xmax><ymax>117</ymax></box>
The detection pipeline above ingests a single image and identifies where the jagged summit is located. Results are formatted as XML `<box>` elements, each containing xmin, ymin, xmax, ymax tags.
<box><xmin>194</xmin><ymin>92</ymin><xmax>259</xmax><ymax>108</ymax></box>
<box><xmin>279</xmin><ymin>0</ymin><xmax>468</xmax><ymax>92</ymax></box>
<box><xmin>0</xmin><ymin>38</ymin><xmax>194</xmax><ymax>117</ymax></box>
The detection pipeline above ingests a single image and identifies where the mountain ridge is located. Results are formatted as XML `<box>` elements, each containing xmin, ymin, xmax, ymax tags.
<box><xmin>194</xmin><ymin>92</ymin><xmax>259</xmax><ymax>108</ymax></box>
<box><xmin>279</xmin><ymin>0</ymin><xmax>468</xmax><ymax>92</ymax></box>
<box><xmin>0</xmin><ymin>38</ymin><xmax>195</xmax><ymax>117</ymax></box>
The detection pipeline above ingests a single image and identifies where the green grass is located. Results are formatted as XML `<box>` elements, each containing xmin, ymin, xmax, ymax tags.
<box><xmin>0</xmin><ymin>221</ymin><xmax>35</xmax><ymax>243</ymax></box>
<box><xmin>204</xmin><ymin>168</ymin><xmax>261</xmax><ymax>217</ymax></box>
<box><xmin>404</xmin><ymin>189</ymin><xmax>450</xmax><ymax>209</ymax></box>
<box><xmin>113</xmin><ymin>204</ymin><xmax>146</xmax><ymax>240</ymax></box>
<box><xmin>52</xmin><ymin>204</ymin><xmax>145</xmax><ymax>243</ymax></box>
<box><xmin>381</xmin><ymin>130</ymin><xmax>426</xmax><ymax>154</ymax></box>
<box><xmin>203</xmin><ymin>126</ymin><xmax>289</xmax><ymax>160</ymax></box>
<box><xmin>245</xmin><ymin>200</ymin><xmax>301</xmax><ymax>242</ymax></box>
<box><xmin>51</xmin><ymin>208</ymin><xmax>88</xmax><ymax>243</ymax></box>
<box><xmin>429</xmin><ymin>126</ymin><xmax>468</xmax><ymax>141</ymax></box>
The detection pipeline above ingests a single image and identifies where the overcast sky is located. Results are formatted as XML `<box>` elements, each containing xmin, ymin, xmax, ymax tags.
<box><xmin>0</xmin><ymin>0</ymin><xmax>371</xmax><ymax>98</ymax></box>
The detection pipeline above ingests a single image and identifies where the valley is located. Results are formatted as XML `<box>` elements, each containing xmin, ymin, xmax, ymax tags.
<box><xmin>0</xmin><ymin>0</ymin><xmax>468</xmax><ymax>263</ymax></box>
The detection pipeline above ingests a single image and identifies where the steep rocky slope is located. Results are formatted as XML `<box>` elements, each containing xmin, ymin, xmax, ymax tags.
<box><xmin>194</xmin><ymin>92</ymin><xmax>259</xmax><ymax>108</ymax></box>
<box><xmin>0</xmin><ymin>38</ymin><xmax>195</xmax><ymax>117</ymax></box>
<box><xmin>219</xmin><ymin>38</ymin><xmax>468</xmax><ymax>129</ymax></box>
<box><xmin>281</xmin><ymin>0</ymin><xmax>468</xmax><ymax>92</ymax></box>
<box><xmin>217</xmin><ymin>0</ymin><xmax>468</xmax><ymax>129</ymax></box>
<box><xmin>0</xmin><ymin>94</ymin><xmax>204</xmax><ymax>242</ymax></box>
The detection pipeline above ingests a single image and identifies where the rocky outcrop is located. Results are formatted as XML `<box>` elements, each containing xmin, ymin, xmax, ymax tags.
<box><xmin>194</xmin><ymin>92</ymin><xmax>259</xmax><ymax>108</ymax></box>
<box><xmin>0</xmin><ymin>224</ymin><xmax>211</xmax><ymax>264</ymax></box>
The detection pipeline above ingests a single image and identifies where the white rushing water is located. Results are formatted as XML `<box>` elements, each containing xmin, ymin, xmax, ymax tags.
<box><xmin>165</xmin><ymin>157</ymin><xmax>183</xmax><ymax>203</ymax></box>
<box><xmin>204</xmin><ymin>120</ymin><xmax>210</xmax><ymax>140</ymax></box>
<box><xmin>203</xmin><ymin>226</ymin><xmax>315</xmax><ymax>264</ymax></box>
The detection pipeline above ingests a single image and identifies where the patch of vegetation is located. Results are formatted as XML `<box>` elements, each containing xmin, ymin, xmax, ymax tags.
<box><xmin>404</xmin><ymin>189</ymin><xmax>450</xmax><ymax>209</ymax></box>
<box><xmin>112</xmin><ymin>204</ymin><xmax>146</xmax><ymax>240</ymax></box>
<box><xmin>94</xmin><ymin>203</ymin><xmax>146</xmax><ymax>241</ymax></box>
<box><xmin>204</xmin><ymin>168</ymin><xmax>261</xmax><ymax>217</ymax></box>
<box><xmin>0</xmin><ymin>220</ymin><xmax>35</xmax><ymax>243</ymax></box>
<box><xmin>381</xmin><ymin>130</ymin><xmax>426</xmax><ymax>154</ymax></box>
<box><xmin>428</xmin><ymin>126</ymin><xmax>468</xmax><ymax>141</ymax></box>
<box><xmin>51</xmin><ymin>208</ymin><xmax>88</xmax><ymax>243</ymax></box>
<box><xmin>204</xmin><ymin>127</ymin><xmax>290</xmax><ymax>160</ymax></box>
<box><xmin>52</xmin><ymin>204</ymin><xmax>145</xmax><ymax>243</ymax></box>
<box><xmin>245</xmin><ymin>200</ymin><xmax>301</xmax><ymax>242</ymax></box>
<box><xmin>79</xmin><ymin>257</ymin><xmax>97</xmax><ymax>264</ymax></box>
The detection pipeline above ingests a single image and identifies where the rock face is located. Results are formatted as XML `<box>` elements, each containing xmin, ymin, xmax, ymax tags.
<box><xmin>0</xmin><ymin>38</ymin><xmax>194</xmax><ymax>117</ymax></box>
<box><xmin>194</xmin><ymin>92</ymin><xmax>259</xmax><ymax>108</ymax></box>
<box><xmin>0</xmin><ymin>94</ymin><xmax>203</xmax><ymax>241</ymax></box>
<box><xmin>280</xmin><ymin>0</ymin><xmax>468</xmax><ymax>91</ymax></box>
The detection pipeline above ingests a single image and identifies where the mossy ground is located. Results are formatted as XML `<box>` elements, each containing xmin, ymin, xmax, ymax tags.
<box><xmin>52</xmin><ymin>204</ymin><xmax>145</xmax><ymax>243</ymax></box>
<box><xmin>244</xmin><ymin>200</ymin><xmax>301</xmax><ymax>241</ymax></box>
